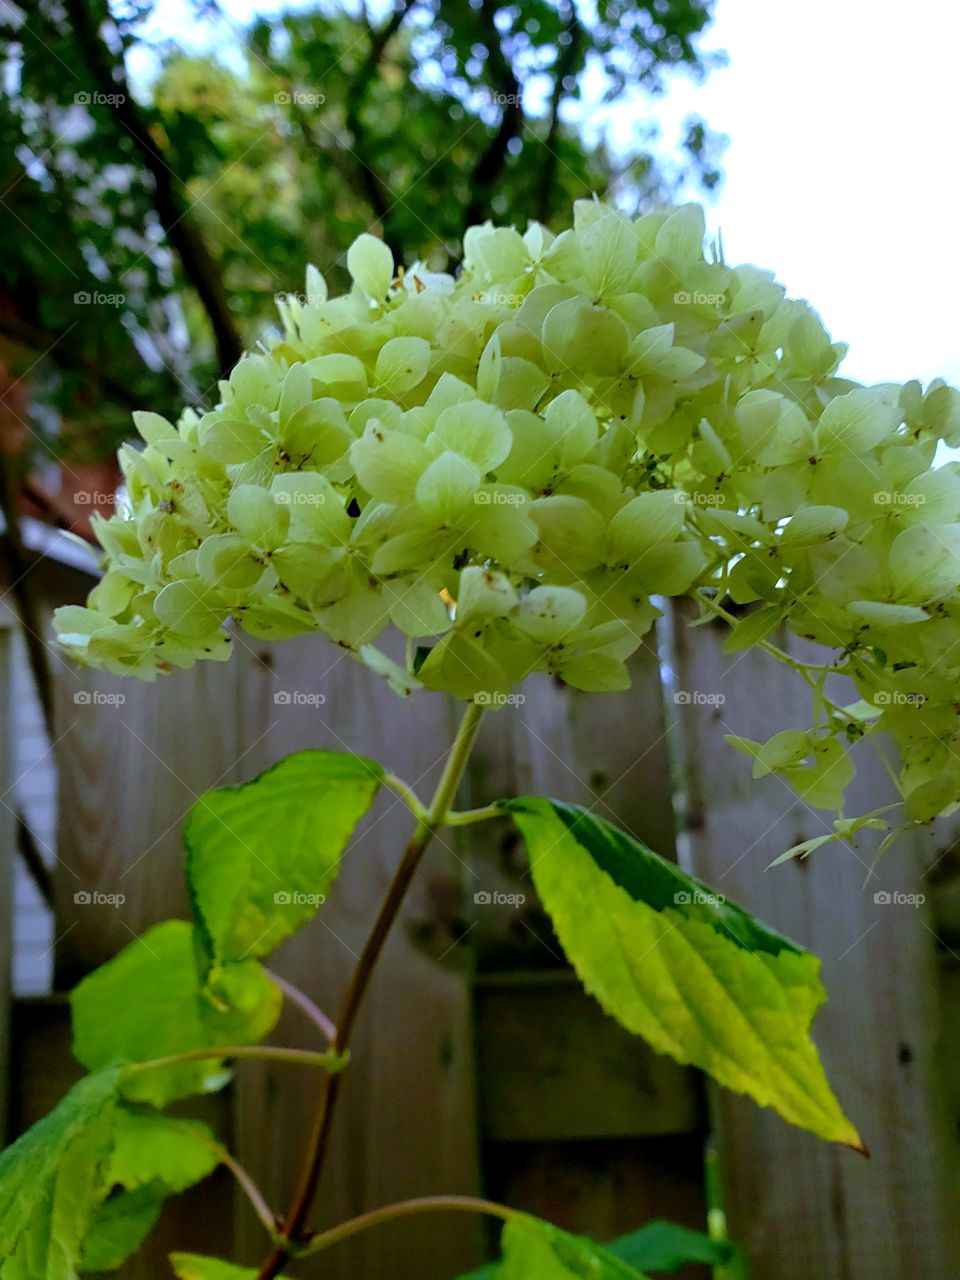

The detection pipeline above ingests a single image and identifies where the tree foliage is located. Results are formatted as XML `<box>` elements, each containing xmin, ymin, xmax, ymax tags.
<box><xmin>0</xmin><ymin>0</ymin><xmax>723</xmax><ymax>459</ymax></box>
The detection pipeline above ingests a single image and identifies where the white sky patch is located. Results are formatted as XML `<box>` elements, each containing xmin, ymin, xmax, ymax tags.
<box><xmin>649</xmin><ymin>0</ymin><xmax>960</xmax><ymax>388</ymax></box>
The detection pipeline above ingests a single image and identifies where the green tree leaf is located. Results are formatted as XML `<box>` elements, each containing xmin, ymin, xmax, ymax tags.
<box><xmin>607</xmin><ymin>1220</ymin><xmax>735</xmax><ymax>1273</ymax></box>
<box><xmin>501</xmin><ymin>798</ymin><xmax>863</xmax><ymax>1150</ymax></box>
<box><xmin>0</xmin><ymin>1067</ymin><xmax>122</xmax><ymax>1279</ymax></box>
<box><xmin>455</xmin><ymin>1215</ymin><xmax>732</xmax><ymax>1279</ymax></box>
<box><xmin>70</xmin><ymin>921</ymin><xmax>281</xmax><ymax>1107</ymax></box>
<box><xmin>107</xmin><ymin>1110</ymin><xmax>220</xmax><ymax>1193</ymax></box>
<box><xmin>169</xmin><ymin>1255</ymin><xmax>263</xmax><ymax>1280</ymax></box>
<box><xmin>80</xmin><ymin>1184</ymin><xmax>166</xmax><ymax>1272</ymax></box>
<box><xmin>498</xmin><ymin>1215</ymin><xmax>648</xmax><ymax>1279</ymax></box>
<box><xmin>185</xmin><ymin>751</ymin><xmax>383</xmax><ymax>966</ymax></box>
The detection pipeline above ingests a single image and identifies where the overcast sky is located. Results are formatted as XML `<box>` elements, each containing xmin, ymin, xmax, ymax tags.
<box><xmin>651</xmin><ymin>0</ymin><xmax>960</xmax><ymax>388</ymax></box>
<box><xmin>135</xmin><ymin>0</ymin><xmax>960</xmax><ymax>389</ymax></box>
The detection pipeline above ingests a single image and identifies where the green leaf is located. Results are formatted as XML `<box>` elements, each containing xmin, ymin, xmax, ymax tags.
<box><xmin>70</xmin><ymin>921</ymin><xmax>280</xmax><ymax>1107</ymax></box>
<box><xmin>0</xmin><ymin>1067</ymin><xmax>122</xmax><ymax>1279</ymax></box>
<box><xmin>185</xmin><ymin>751</ymin><xmax>383</xmax><ymax>966</ymax></box>
<box><xmin>456</xmin><ymin>1217</ymin><xmax>732</xmax><ymax>1280</ymax></box>
<box><xmin>608</xmin><ymin>1220</ymin><xmax>735</xmax><ymax>1273</ymax></box>
<box><xmin>501</xmin><ymin>798</ymin><xmax>863</xmax><ymax>1149</ymax></box>
<box><xmin>498</xmin><ymin>1215</ymin><xmax>648</xmax><ymax>1279</ymax></box>
<box><xmin>107</xmin><ymin>1110</ymin><xmax>220</xmax><ymax>1193</ymax></box>
<box><xmin>169</xmin><ymin>1255</ymin><xmax>261</xmax><ymax>1280</ymax></box>
<box><xmin>80</xmin><ymin>1184</ymin><xmax>165</xmax><ymax>1271</ymax></box>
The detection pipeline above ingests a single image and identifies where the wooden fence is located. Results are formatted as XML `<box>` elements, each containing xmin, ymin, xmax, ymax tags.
<box><xmin>3</xmin><ymin>600</ymin><xmax>960</xmax><ymax>1278</ymax></box>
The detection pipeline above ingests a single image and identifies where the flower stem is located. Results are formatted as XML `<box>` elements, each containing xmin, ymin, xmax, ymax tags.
<box><xmin>255</xmin><ymin>701</ymin><xmax>486</xmax><ymax>1279</ymax></box>
<box><xmin>296</xmin><ymin>1194</ymin><xmax>516</xmax><ymax>1258</ymax></box>
<box><xmin>444</xmin><ymin>802</ymin><xmax>502</xmax><ymax>826</ymax></box>
<box><xmin>263</xmin><ymin>967</ymin><xmax>337</xmax><ymax>1043</ymax></box>
<box><xmin>124</xmin><ymin>1044</ymin><xmax>346</xmax><ymax>1075</ymax></box>
<box><xmin>214</xmin><ymin>1145</ymin><xmax>281</xmax><ymax>1237</ymax></box>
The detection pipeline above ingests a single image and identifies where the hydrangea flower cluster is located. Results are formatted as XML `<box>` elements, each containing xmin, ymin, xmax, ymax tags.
<box><xmin>54</xmin><ymin>200</ymin><xmax>960</xmax><ymax>825</ymax></box>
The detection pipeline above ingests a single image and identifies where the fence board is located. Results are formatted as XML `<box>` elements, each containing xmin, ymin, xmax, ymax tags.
<box><xmin>455</xmin><ymin>635</ymin><xmax>710</xmax><ymax>1246</ymax></box>
<box><xmin>53</xmin><ymin>661</ymin><xmax>245</xmax><ymax>979</ymax></box>
<box><xmin>211</xmin><ymin>636</ymin><xmax>483</xmax><ymax>1279</ymax></box>
<box><xmin>461</xmin><ymin>638</ymin><xmax>677</xmax><ymax>968</ymax></box>
<box><xmin>672</xmin><ymin>603</ymin><xmax>960</xmax><ymax>1279</ymax></box>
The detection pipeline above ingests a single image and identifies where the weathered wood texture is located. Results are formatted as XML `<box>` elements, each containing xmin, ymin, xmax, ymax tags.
<box><xmin>51</xmin><ymin>634</ymin><xmax>484</xmax><ymax>1279</ymax></box>
<box><xmin>45</xmin><ymin>627</ymin><xmax>706</xmax><ymax>1277</ymax></box>
<box><xmin>455</xmin><ymin>639</ymin><xmax>710</xmax><ymax>1252</ymax></box>
<box><xmin>33</xmin><ymin>599</ymin><xmax>960</xmax><ymax>1279</ymax></box>
<box><xmin>672</xmin><ymin>602</ymin><xmax>960</xmax><ymax>1280</ymax></box>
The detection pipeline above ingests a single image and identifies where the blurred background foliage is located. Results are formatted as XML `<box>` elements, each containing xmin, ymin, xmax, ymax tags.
<box><xmin>0</xmin><ymin>0</ymin><xmax>724</xmax><ymax>468</ymax></box>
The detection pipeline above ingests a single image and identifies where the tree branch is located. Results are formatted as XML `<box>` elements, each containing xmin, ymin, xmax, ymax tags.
<box><xmin>17</xmin><ymin>809</ymin><xmax>54</xmax><ymax>909</ymax></box>
<box><xmin>0</xmin><ymin>312</ymin><xmax>147</xmax><ymax>415</ymax></box>
<box><xmin>341</xmin><ymin>0</ymin><xmax>416</xmax><ymax>261</ymax></box>
<box><xmin>463</xmin><ymin>0</ymin><xmax>524</xmax><ymax>230</ymax></box>
<box><xmin>63</xmin><ymin>0</ymin><xmax>244</xmax><ymax>377</ymax></box>
<box><xmin>536</xmin><ymin>10</ymin><xmax>583</xmax><ymax>224</ymax></box>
